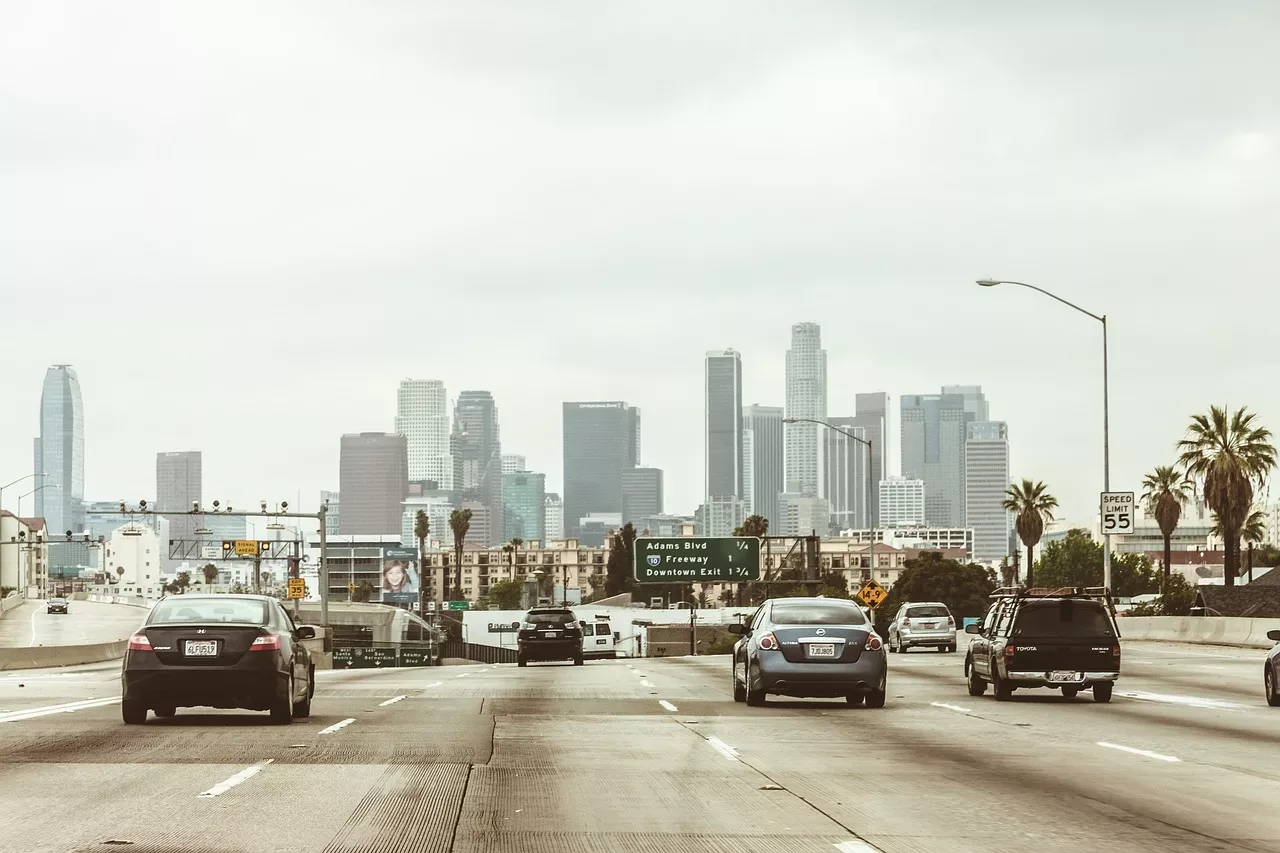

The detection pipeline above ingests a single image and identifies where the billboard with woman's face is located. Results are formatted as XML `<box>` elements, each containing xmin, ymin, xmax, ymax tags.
<box><xmin>382</xmin><ymin>547</ymin><xmax>419</xmax><ymax>602</ymax></box>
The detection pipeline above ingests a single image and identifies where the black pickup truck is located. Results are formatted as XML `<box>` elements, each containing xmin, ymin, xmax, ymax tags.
<box><xmin>964</xmin><ymin>587</ymin><xmax>1121</xmax><ymax>702</ymax></box>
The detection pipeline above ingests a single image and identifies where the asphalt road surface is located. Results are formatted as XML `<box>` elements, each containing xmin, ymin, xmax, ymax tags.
<box><xmin>0</xmin><ymin>640</ymin><xmax>1278</xmax><ymax>852</ymax></box>
<box><xmin>0</xmin><ymin>600</ymin><xmax>146</xmax><ymax>647</ymax></box>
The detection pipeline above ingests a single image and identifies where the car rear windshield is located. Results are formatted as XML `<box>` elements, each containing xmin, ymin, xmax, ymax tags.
<box><xmin>526</xmin><ymin>612</ymin><xmax>574</xmax><ymax>624</ymax></box>
<box><xmin>1013</xmin><ymin>601</ymin><xmax>1114</xmax><ymax>637</ymax></box>
<box><xmin>150</xmin><ymin>598</ymin><xmax>268</xmax><ymax>625</ymax></box>
<box><xmin>770</xmin><ymin>602</ymin><xmax>868</xmax><ymax>626</ymax></box>
<box><xmin>906</xmin><ymin>605</ymin><xmax>949</xmax><ymax>618</ymax></box>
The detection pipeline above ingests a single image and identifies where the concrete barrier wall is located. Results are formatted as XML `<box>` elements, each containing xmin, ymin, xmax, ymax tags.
<box><xmin>0</xmin><ymin>640</ymin><xmax>128</xmax><ymax>671</ymax></box>
<box><xmin>1121</xmin><ymin>616</ymin><xmax>1280</xmax><ymax>649</ymax></box>
<box><xmin>1</xmin><ymin>592</ymin><xmax>22</xmax><ymax>614</ymax></box>
<box><xmin>86</xmin><ymin>594</ymin><xmax>152</xmax><ymax>609</ymax></box>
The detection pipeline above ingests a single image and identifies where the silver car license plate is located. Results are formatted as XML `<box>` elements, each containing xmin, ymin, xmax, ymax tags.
<box><xmin>542</xmin><ymin>631</ymin><xmax>560</xmax><ymax>638</ymax></box>
<box><xmin>807</xmin><ymin>643</ymin><xmax>836</xmax><ymax>658</ymax></box>
<box><xmin>1049</xmin><ymin>670</ymin><xmax>1078</xmax><ymax>682</ymax></box>
<box><xmin>184</xmin><ymin>640</ymin><xmax>218</xmax><ymax>657</ymax></box>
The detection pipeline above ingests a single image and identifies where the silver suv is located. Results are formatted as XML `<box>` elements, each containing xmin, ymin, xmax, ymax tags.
<box><xmin>887</xmin><ymin>601</ymin><xmax>956</xmax><ymax>653</ymax></box>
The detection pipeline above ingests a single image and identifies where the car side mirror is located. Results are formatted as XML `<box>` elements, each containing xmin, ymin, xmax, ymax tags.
<box><xmin>296</xmin><ymin>626</ymin><xmax>317</xmax><ymax>640</ymax></box>
<box><xmin>727</xmin><ymin>623</ymin><xmax>747</xmax><ymax>635</ymax></box>
<box><xmin>964</xmin><ymin>624</ymin><xmax>982</xmax><ymax>635</ymax></box>
<box><xmin>1268</xmin><ymin>629</ymin><xmax>1280</xmax><ymax>643</ymax></box>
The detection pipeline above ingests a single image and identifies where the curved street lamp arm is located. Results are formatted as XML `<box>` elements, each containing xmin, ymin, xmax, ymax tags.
<box><xmin>783</xmin><ymin>417</ymin><xmax>872</xmax><ymax>450</ymax></box>
<box><xmin>996</xmin><ymin>280</ymin><xmax>1105</xmax><ymax>324</ymax></box>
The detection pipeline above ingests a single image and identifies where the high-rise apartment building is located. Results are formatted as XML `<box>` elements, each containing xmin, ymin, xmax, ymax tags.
<box><xmin>852</xmin><ymin>392</ymin><xmax>890</xmax><ymax>527</ymax></box>
<box><xmin>621</xmin><ymin>467</ymin><xmax>664</xmax><ymax>521</ymax></box>
<box><xmin>879</xmin><ymin>477</ymin><xmax>926</xmax><ymax>527</ymax></box>
<box><xmin>34</xmin><ymin>365</ymin><xmax>85</xmax><ymax>533</ymax></box>
<box><xmin>156</xmin><ymin>451</ymin><xmax>202</xmax><ymax>547</ymax></box>
<box><xmin>901</xmin><ymin>393</ymin><xmax>972</xmax><ymax>527</ymax></box>
<box><xmin>452</xmin><ymin>391</ymin><xmax>503</xmax><ymax>545</ymax></box>
<box><xmin>698</xmin><ymin>495</ymin><xmax>746</xmax><ymax>537</ymax></box>
<box><xmin>501</xmin><ymin>454</ymin><xmax>527</xmax><ymax>475</ymax></box>
<box><xmin>778</xmin><ymin>493</ymin><xmax>830</xmax><ymax>537</ymax></box>
<box><xmin>965</xmin><ymin>421</ymin><xmax>1012</xmax><ymax>562</ymax></box>
<box><xmin>502</xmin><ymin>471</ymin><xmax>546</xmax><ymax>542</ymax></box>
<box><xmin>742</xmin><ymin>404</ymin><xmax>784</xmax><ymax>528</ymax></box>
<box><xmin>562</xmin><ymin>401</ymin><xmax>640</xmax><ymax>537</ymax></box>
<box><xmin>320</xmin><ymin>490</ymin><xmax>340</xmax><ymax>535</ymax></box>
<box><xmin>395</xmin><ymin>379</ymin><xmax>452</xmax><ymax>489</ymax></box>
<box><xmin>705</xmin><ymin>349</ymin><xmax>743</xmax><ymax>498</ymax></box>
<box><xmin>338</xmin><ymin>433</ymin><xmax>409</xmax><ymax>536</ymax></box>
<box><xmin>784</xmin><ymin>323</ymin><xmax>826</xmax><ymax>497</ymax></box>
<box><xmin>823</xmin><ymin>418</ymin><xmax>869</xmax><ymax>532</ymax></box>
<box><xmin>543</xmin><ymin>493</ymin><xmax>565</xmax><ymax>540</ymax></box>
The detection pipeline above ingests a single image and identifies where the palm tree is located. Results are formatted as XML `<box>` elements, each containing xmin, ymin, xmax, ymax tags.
<box><xmin>734</xmin><ymin>515</ymin><xmax>769</xmax><ymax>538</ymax></box>
<box><xmin>200</xmin><ymin>563</ymin><xmax>219</xmax><ymax>585</ymax></box>
<box><xmin>414</xmin><ymin>509</ymin><xmax>431</xmax><ymax>615</ymax></box>
<box><xmin>1141</xmin><ymin>465</ymin><xmax>1191</xmax><ymax>580</ymax></box>
<box><xmin>1177</xmin><ymin>406</ymin><xmax>1276</xmax><ymax>586</ymax></box>
<box><xmin>1210</xmin><ymin>508</ymin><xmax>1268</xmax><ymax>583</ymax></box>
<box><xmin>1002</xmin><ymin>479</ymin><xmax>1059</xmax><ymax>588</ymax></box>
<box><xmin>507</xmin><ymin>538</ymin><xmax>524</xmax><ymax>580</ymax></box>
<box><xmin>448</xmin><ymin>508</ymin><xmax>472</xmax><ymax>601</ymax></box>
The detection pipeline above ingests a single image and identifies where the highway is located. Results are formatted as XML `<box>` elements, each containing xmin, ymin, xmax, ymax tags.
<box><xmin>0</xmin><ymin>640</ymin><xmax>1277</xmax><ymax>852</ymax></box>
<box><xmin>0</xmin><ymin>600</ymin><xmax>146</xmax><ymax>647</ymax></box>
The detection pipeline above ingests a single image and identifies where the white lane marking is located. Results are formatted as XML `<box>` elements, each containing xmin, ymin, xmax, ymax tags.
<box><xmin>1118</xmin><ymin>691</ymin><xmax>1243</xmax><ymax>710</ymax></box>
<box><xmin>930</xmin><ymin>702</ymin><xmax>972</xmax><ymax>714</ymax></box>
<box><xmin>423</xmin><ymin>681</ymin><xmax>442</xmax><ymax>688</ymax></box>
<box><xmin>317</xmin><ymin>717</ymin><xmax>356</xmax><ymax>735</ymax></box>
<box><xmin>197</xmin><ymin>759</ymin><xmax>274</xmax><ymax>798</ymax></box>
<box><xmin>835</xmin><ymin>842</ymin><xmax>884</xmax><ymax>853</ymax></box>
<box><xmin>705</xmin><ymin>736</ymin><xmax>740</xmax><ymax>761</ymax></box>
<box><xmin>28</xmin><ymin>607</ymin><xmax>40</xmax><ymax>647</ymax></box>
<box><xmin>379</xmin><ymin>695</ymin><xmax>407</xmax><ymax>707</ymax></box>
<box><xmin>658</xmin><ymin>700</ymin><xmax>678</xmax><ymax>712</ymax></box>
<box><xmin>640</xmin><ymin>680</ymin><xmax>655</xmax><ymax>688</ymax></box>
<box><xmin>1097</xmin><ymin>741</ymin><xmax>1180</xmax><ymax>763</ymax></box>
<box><xmin>456</xmin><ymin>672</ymin><xmax>470</xmax><ymax>678</ymax></box>
<box><xmin>0</xmin><ymin>697</ymin><xmax>120</xmax><ymax>723</ymax></box>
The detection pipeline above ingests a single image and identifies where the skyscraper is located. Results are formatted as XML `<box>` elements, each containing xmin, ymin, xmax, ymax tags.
<box><xmin>501</xmin><ymin>454</ymin><xmax>527</xmax><ymax>475</ymax></box>
<box><xmin>156</xmin><ymin>451</ymin><xmax>202</xmax><ymax>545</ymax></box>
<box><xmin>705</xmin><ymin>349</ymin><xmax>744</xmax><ymax>504</ymax></box>
<box><xmin>852</xmin><ymin>392</ymin><xmax>890</xmax><ymax>527</ymax></box>
<box><xmin>621</xmin><ymin>467</ymin><xmax>664</xmax><ymax>521</ymax></box>
<box><xmin>742</xmin><ymin>404</ymin><xmax>784</xmax><ymax>528</ymax></box>
<box><xmin>452</xmin><ymin>391</ymin><xmax>502</xmax><ymax>545</ymax></box>
<box><xmin>562</xmin><ymin>401</ymin><xmax>640</xmax><ymax>537</ymax></box>
<box><xmin>543</xmin><ymin>493</ymin><xmax>565</xmax><ymax>541</ymax></box>
<box><xmin>502</xmin><ymin>470</ymin><xmax>546</xmax><ymax>542</ymax></box>
<box><xmin>942</xmin><ymin>385</ymin><xmax>990</xmax><ymax>423</ymax></box>
<box><xmin>823</xmin><ymin>418</ymin><xmax>868</xmax><ymax>531</ymax></box>
<box><xmin>338</xmin><ymin>433</ymin><xmax>409</xmax><ymax>536</ymax></box>
<box><xmin>395</xmin><ymin>379</ymin><xmax>452</xmax><ymax>489</ymax></box>
<box><xmin>900</xmin><ymin>393</ymin><xmax>971</xmax><ymax>527</ymax></box>
<box><xmin>879</xmin><ymin>477</ymin><xmax>926</xmax><ymax>527</ymax></box>
<box><xmin>784</xmin><ymin>323</ymin><xmax>826</xmax><ymax>497</ymax></box>
<box><xmin>34</xmin><ymin>365</ymin><xmax>85</xmax><ymax>534</ymax></box>
<box><xmin>966</xmin><ymin>421</ymin><xmax>1012</xmax><ymax>562</ymax></box>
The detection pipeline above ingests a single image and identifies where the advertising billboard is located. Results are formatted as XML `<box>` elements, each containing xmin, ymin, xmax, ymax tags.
<box><xmin>382</xmin><ymin>547</ymin><xmax>419</xmax><ymax>604</ymax></box>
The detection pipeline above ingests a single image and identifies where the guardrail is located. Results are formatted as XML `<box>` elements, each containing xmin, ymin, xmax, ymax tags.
<box><xmin>86</xmin><ymin>594</ymin><xmax>152</xmax><ymax>609</ymax></box>
<box><xmin>1120</xmin><ymin>615</ymin><xmax>1280</xmax><ymax>649</ymax></box>
<box><xmin>0</xmin><ymin>640</ymin><xmax>128</xmax><ymax>671</ymax></box>
<box><xmin>1</xmin><ymin>592</ymin><xmax>22</xmax><ymax>614</ymax></box>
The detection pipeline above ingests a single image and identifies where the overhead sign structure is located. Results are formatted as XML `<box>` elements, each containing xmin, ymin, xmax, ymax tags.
<box><xmin>287</xmin><ymin>578</ymin><xmax>306</xmax><ymax>600</ymax></box>
<box><xmin>1100</xmin><ymin>491</ymin><xmax>1135</xmax><ymax>535</ymax></box>
<box><xmin>227</xmin><ymin>539</ymin><xmax>264</xmax><ymax>557</ymax></box>
<box><xmin>856</xmin><ymin>579</ymin><xmax>888</xmax><ymax>609</ymax></box>
<box><xmin>633</xmin><ymin>537</ymin><xmax>762</xmax><ymax>584</ymax></box>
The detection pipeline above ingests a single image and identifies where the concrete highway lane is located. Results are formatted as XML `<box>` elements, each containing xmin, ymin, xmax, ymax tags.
<box><xmin>0</xmin><ymin>641</ymin><xmax>1278</xmax><ymax>852</ymax></box>
<box><xmin>0</xmin><ymin>600</ymin><xmax>147</xmax><ymax>647</ymax></box>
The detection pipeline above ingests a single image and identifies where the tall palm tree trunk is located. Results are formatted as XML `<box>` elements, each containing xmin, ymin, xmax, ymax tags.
<box><xmin>1026</xmin><ymin>545</ymin><xmax>1034</xmax><ymax>588</ymax></box>
<box><xmin>1162</xmin><ymin>533</ymin><xmax>1172</xmax><ymax>581</ymax></box>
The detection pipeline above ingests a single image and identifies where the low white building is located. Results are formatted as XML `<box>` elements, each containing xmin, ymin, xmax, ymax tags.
<box><xmin>879</xmin><ymin>478</ymin><xmax>926</xmax><ymax>527</ymax></box>
<box><xmin>0</xmin><ymin>511</ymin><xmax>47</xmax><ymax>594</ymax></box>
<box><xmin>104</xmin><ymin>523</ymin><xmax>163</xmax><ymax>587</ymax></box>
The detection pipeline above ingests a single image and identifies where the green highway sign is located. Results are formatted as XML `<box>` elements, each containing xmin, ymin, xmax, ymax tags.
<box><xmin>633</xmin><ymin>537</ymin><xmax>761</xmax><ymax>584</ymax></box>
<box><xmin>447</xmin><ymin>600</ymin><xmax>470</xmax><ymax>611</ymax></box>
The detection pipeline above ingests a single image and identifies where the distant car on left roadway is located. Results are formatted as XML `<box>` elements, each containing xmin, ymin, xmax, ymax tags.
<box><xmin>46</xmin><ymin>597</ymin><xmax>69</xmax><ymax>615</ymax></box>
<box><xmin>121</xmin><ymin>594</ymin><xmax>315</xmax><ymax>725</ymax></box>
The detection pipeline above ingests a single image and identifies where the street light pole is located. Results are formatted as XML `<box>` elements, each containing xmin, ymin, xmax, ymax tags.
<box><xmin>976</xmin><ymin>279</ymin><xmax>1112</xmax><ymax>592</ymax></box>
<box><xmin>783</xmin><ymin>418</ymin><xmax>875</xmax><ymax>582</ymax></box>
<box><xmin>0</xmin><ymin>473</ymin><xmax>47</xmax><ymax>514</ymax></box>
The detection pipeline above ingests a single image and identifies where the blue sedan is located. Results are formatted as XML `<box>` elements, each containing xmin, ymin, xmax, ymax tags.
<box><xmin>1266</xmin><ymin>629</ymin><xmax>1280</xmax><ymax>707</ymax></box>
<box><xmin>729</xmin><ymin>597</ymin><xmax>887</xmax><ymax>708</ymax></box>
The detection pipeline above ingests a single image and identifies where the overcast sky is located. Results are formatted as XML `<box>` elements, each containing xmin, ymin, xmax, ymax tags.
<box><xmin>2</xmin><ymin>1</ymin><xmax>1277</xmax><ymax>528</ymax></box>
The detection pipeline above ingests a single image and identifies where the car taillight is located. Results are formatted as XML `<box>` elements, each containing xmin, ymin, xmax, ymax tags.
<box><xmin>249</xmin><ymin>634</ymin><xmax>280</xmax><ymax>651</ymax></box>
<box><xmin>127</xmin><ymin>632</ymin><xmax>152</xmax><ymax>651</ymax></box>
<box><xmin>865</xmin><ymin>633</ymin><xmax>883</xmax><ymax>651</ymax></box>
<box><xmin>1111</xmin><ymin>645</ymin><xmax>1121</xmax><ymax>658</ymax></box>
<box><xmin>947</xmin><ymin>615</ymin><xmax>955</xmax><ymax>627</ymax></box>
<box><xmin>901</xmin><ymin>617</ymin><xmax>911</xmax><ymax>626</ymax></box>
<box><xmin>1004</xmin><ymin>644</ymin><xmax>1016</xmax><ymax>657</ymax></box>
<box><xmin>757</xmin><ymin>632</ymin><xmax>778</xmax><ymax>650</ymax></box>
<box><xmin>521</xmin><ymin>622</ymin><xmax>535</xmax><ymax>630</ymax></box>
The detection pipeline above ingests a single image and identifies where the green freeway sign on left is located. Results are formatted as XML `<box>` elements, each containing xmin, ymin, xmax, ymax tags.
<box><xmin>633</xmin><ymin>537</ymin><xmax>761</xmax><ymax>584</ymax></box>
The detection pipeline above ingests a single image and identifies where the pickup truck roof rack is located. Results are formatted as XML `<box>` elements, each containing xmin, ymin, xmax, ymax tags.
<box><xmin>989</xmin><ymin>586</ymin><xmax>1112</xmax><ymax>601</ymax></box>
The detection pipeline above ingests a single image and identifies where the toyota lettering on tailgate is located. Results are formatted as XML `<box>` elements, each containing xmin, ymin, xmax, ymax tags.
<box><xmin>1016</xmin><ymin>646</ymin><xmax>1038</xmax><ymax>651</ymax></box>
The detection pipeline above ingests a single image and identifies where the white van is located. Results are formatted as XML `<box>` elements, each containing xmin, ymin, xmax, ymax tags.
<box><xmin>579</xmin><ymin>615</ymin><xmax>617</xmax><ymax>659</ymax></box>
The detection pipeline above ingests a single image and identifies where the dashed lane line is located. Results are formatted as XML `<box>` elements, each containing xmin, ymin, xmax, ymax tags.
<box><xmin>318</xmin><ymin>717</ymin><xmax>356</xmax><ymax>735</ymax></box>
<box><xmin>197</xmin><ymin>760</ymin><xmax>274</xmax><ymax>798</ymax></box>
<box><xmin>1097</xmin><ymin>741</ymin><xmax>1180</xmax><ymax>763</ymax></box>
<box><xmin>0</xmin><ymin>697</ymin><xmax>120</xmax><ymax>723</ymax></box>
<box><xmin>658</xmin><ymin>700</ymin><xmax>678</xmax><ymax>712</ymax></box>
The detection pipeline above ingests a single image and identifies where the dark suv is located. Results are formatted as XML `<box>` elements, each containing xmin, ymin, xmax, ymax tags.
<box><xmin>964</xmin><ymin>587</ymin><xmax>1121</xmax><ymax>702</ymax></box>
<box><xmin>517</xmin><ymin>608</ymin><xmax>583</xmax><ymax>667</ymax></box>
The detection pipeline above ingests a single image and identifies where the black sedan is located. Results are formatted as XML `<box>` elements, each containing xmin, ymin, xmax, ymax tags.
<box><xmin>121</xmin><ymin>594</ymin><xmax>315</xmax><ymax>725</ymax></box>
<box><xmin>46</xmin><ymin>597</ymin><xmax>69</xmax><ymax>614</ymax></box>
<box><xmin>1266</xmin><ymin>629</ymin><xmax>1280</xmax><ymax>707</ymax></box>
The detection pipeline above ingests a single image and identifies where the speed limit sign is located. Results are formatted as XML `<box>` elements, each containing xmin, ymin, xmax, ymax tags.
<box><xmin>1100</xmin><ymin>491</ymin><xmax>1135</xmax><ymax>535</ymax></box>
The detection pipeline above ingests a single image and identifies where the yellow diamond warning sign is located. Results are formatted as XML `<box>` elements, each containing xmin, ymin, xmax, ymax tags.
<box><xmin>856</xmin><ymin>579</ymin><xmax>888</xmax><ymax>609</ymax></box>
